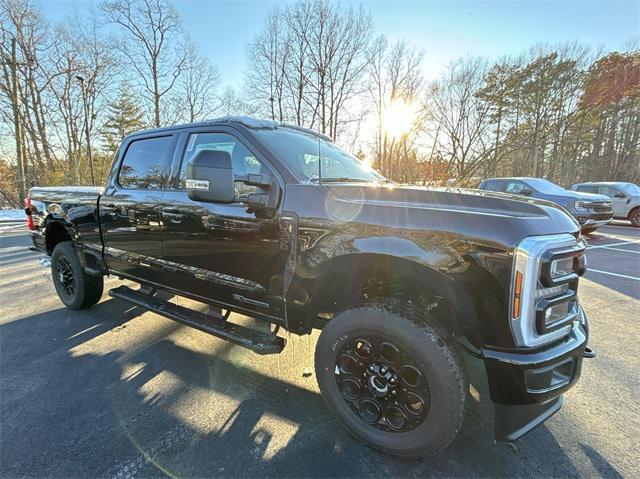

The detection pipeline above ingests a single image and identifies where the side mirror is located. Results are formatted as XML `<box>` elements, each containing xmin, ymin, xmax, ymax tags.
<box><xmin>520</xmin><ymin>187</ymin><xmax>533</xmax><ymax>196</ymax></box>
<box><xmin>614</xmin><ymin>191</ymin><xmax>626</xmax><ymax>198</ymax></box>
<box><xmin>186</xmin><ymin>150</ymin><xmax>235</xmax><ymax>203</ymax></box>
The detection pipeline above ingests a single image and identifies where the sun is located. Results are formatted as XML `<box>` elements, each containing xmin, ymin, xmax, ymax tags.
<box><xmin>382</xmin><ymin>99</ymin><xmax>416</xmax><ymax>139</ymax></box>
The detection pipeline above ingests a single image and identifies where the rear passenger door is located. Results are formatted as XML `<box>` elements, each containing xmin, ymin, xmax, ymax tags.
<box><xmin>100</xmin><ymin>134</ymin><xmax>177</xmax><ymax>282</ymax></box>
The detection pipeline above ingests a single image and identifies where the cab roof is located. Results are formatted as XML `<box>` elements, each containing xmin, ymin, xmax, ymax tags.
<box><xmin>126</xmin><ymin>115</ymin><xmax>332</xmax><ymax>142</ymax></box>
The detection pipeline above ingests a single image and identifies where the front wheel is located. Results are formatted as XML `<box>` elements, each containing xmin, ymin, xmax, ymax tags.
<box><xmin>51</xmin><ymin>241</ymin><xmax>104</xmax><ymax>310</ymax></box>
<box><xmin>314</xmin><ymin>302</ymin><xmax>466</xmax><ymax>457</ymax></box>
<box><xmin>629</xmin><ymin>208</ymin><xmax>640</xmax><ymax>227</ymax></box>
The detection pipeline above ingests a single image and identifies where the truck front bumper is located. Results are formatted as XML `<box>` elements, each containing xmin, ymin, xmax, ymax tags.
<box><xmin>482</xmin><ymin>306</ymin><xmax>590</xmax><ymax>441</ymax></box>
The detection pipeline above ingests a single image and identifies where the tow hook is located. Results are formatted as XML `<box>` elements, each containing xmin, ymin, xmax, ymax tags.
<box><xmin>583</xmin><ymin>347</ymin><xmax>596</xmax><ymax>359</ymax></box>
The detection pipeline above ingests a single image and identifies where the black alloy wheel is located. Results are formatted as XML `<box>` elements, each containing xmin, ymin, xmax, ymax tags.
<box><xmin>56</xmin><ymin>256</ymin><xmax>76</xmax><ymax>299</ymax></box>
<box><xmin>335</xmin><ymin>335</ymin><xmax>431</xmax><ymax>433</ymax></box>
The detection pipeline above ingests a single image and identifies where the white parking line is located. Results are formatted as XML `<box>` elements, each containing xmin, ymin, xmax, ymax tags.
<box><xmin>598</xmin><ymin>247</ymin><xmax>640</xmax><ymax>254</ymax></box>
<box><xmin>587</xmin><ymin>240</ymin><xmax>640</xmax><ymax>250</ymax></box>
<box><xmin>601</xmin><ymin>224</ymin><xmax>637</xmax><ymax>231</ymax></box>
<box><xmin>586</xmin><ymin>269</ymin><xmax>640</xmax><ymax>281</ymax></box>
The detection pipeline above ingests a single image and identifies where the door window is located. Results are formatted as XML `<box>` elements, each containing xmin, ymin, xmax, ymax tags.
<box><xmin>178</xmin><ymin>133</ymin><xmax>269</xmax><ymax>196</ymax></box>
<box><xmin>577</xmin><ymin>185</ymin><xmax>598</xmax><ymax>193</ymax></box>
<box><xmin>598</xmin><ymin>186</ymin><xmax>623</xmax><ymax>198</ymax></box>
<box><xmin>505</xmin><ymin>181</ymin><xmax>528</xmax><ymax>194</ymax></box>
<box><xmin>482</xmin><ymin>180</ymin><xmax>504</xmax><ymax>192</ymax></box>
<box><xmin>118</xmin><ymin>136</ymin><xmax>174</xmax><ymax>189</ymax></box>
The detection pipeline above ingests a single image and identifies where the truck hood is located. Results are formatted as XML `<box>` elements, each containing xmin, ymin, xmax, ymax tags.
<box><xmin>322</xmin><ymin>183</ymin><xmax>580</xmax><ymax>249</ymax></box>
<box><xmin>329</xmin><ymin>184</ymin><xmax>568</xmax><ymax>218</ymax></box>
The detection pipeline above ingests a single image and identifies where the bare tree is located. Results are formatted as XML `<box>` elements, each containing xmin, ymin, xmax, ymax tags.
<box><xmin>246</xmin><ymin>8</ymin><xmax>289</xmax><ymax>121</ymax></box>
<box><xmin>366</xmin><ymin>36</ymin><xmax>424</xmax><ymax>178</ymax></box>
<box><xmin>429</xmin><ymin>56</ymin><xmax>492</xmax><ymax>183</ymax></box>
<box><xmin>101</xmin><ymin>0</ymin><xmax>186</xmax><ymax>127</ymax></box>
<box><xmin>175</xmin><ymin>37</ymin><xmax>220</xmax><ymax>123</ymax></box>
<box><xmin>245</xmin><ymin>0</ymin><xmax>372</xmax><ymax>139</ymax></box>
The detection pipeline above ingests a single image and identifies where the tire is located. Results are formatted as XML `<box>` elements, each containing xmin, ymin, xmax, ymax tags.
<box><xmin>581</xmin><ymin>227</ymin><xmax>598</xmax><ymax>235</ymax></box>
<box><xmin>51</xmin><ymin>241</ymin><xmax>104</xmax><ymax>310</ymax></box>
<box><xmin>314</xmin><ymin>301</ymin><xmax>466</xmax><ymax>457</ymax></box>
<box><xmin>629</xmin><ymin>208</ymin><xmax>640</xmax><ymax>228</ymax></box>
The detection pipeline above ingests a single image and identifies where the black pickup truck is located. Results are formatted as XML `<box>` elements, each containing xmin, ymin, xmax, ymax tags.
<box><xmin>26</xmin><ymin>116</ymin><xmax>593</xmax><ymax>457</ymax></box>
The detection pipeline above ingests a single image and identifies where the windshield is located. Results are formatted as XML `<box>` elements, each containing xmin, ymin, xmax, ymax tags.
<box><xmin>525</xmin><ymin>178</ymin><xmax>569</xmax><ymax>195</ymax></box>
<box><xmin>619</xmin><ymin>183</ymin><xmax>640</xmax><ymax>195</ymax></box>
<box><xmin>255</xmin><ymin>128</ymin><xmax>385</xmax><ymax>183</ymax></box>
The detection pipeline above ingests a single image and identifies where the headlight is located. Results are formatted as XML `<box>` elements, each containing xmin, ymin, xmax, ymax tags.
<box><xmin>510</xmin><ymin>234</ymin><xmax>585</xmax><ymax>348</ymax></box>
<box><xmin>550</xmin><ymin>256</ymin><xmax>574</xmax><ymax>279</ymax></box>
<box><xmin>574</xmin><ymin>201</ymin><xmax>590</xmax><ymax>211</ymax></box>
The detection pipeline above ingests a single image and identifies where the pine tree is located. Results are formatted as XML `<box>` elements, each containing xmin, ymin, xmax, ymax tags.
<box><xmin>101</xmin><ymin>82</ymin><xmax>146</xmax><ymax>155</ymax></box>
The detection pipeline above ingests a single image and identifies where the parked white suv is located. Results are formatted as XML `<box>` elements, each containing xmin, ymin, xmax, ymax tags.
<box><xmin>571</xmin><ymin>182</ymin><xmax>640</xmax><ymax>227</ymax></box>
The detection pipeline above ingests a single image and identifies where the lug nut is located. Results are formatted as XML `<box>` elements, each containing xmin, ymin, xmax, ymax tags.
<box><xmin>390</xmin><ymin>377</ymin><xmax>396</xmax><ymax>384</ymax></box>
<box><xmin>368</xmin><ymin>364</ymin><xmax>374</xmax><ymax>372</ymax></box>
<box><xmin>380</xmin><ymin>366</ymin><xmax>388</xmax><ymax>374</ymax></box>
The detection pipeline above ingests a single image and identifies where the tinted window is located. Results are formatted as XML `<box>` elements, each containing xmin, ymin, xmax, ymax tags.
<box><xmin>482</xmin><ymin>180</ymin><xmax>503</xmax><ymax>192</ymax></box>
<box><xmin>178</xmin><ymin>133</ymin><xmax>268</xmax><ymax>196</ymax></box>
<box><xmin>505</xmin><ymin>181</ymin><xmax>529</xmax><ymax>194</ymax></box>
<box><xmin>118</xmin><ymin>136</ymin><xmax>173</xmax><ymax>189</ymax></box>
<box><xmin>576</xmin><ymin>185</ymin><xmax>598</xmax><ymax>193</ymax></box>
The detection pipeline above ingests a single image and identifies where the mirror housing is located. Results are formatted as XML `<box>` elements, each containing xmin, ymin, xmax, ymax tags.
<box><xmin>520</xmin><ymin>187</ymin><xmax>533</xmax><ymax>196</ymax></box>
<box><xmin>186</xmin><ymin>150</ymin><xmax>235</xmax><ymax>203</ymax></box>
<box><xmin>614</xmin><ymin>191</ymin><xmax>626</xmax><ymax>198</ymax></box>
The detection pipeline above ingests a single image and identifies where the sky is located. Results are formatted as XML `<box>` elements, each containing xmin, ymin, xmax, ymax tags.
<box><xmin>36</xmin><ymin>0</ymin><xmax>640</xmax><ymax>90</ymax></box>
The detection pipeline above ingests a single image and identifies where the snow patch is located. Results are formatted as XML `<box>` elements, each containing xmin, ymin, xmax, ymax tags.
<box><xmin>0</xmin><ymin>209</ymin><xmax>24</xmax><ymax>222</ymax></box>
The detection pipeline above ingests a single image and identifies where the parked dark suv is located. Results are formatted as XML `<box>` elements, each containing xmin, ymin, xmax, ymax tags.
<box><xmin>479</xmin><ymin>177</ymin><xmax>613</xmax><ymax>234</ymax></box>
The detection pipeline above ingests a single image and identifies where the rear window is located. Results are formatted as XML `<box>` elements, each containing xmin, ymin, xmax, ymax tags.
<box><xmin>118</xmin><ymin>136</ymin><xmax>174</xmax><ymax>189</ymax></box>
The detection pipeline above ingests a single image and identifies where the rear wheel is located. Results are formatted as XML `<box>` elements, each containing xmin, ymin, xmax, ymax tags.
<box><xmin>51</xmin><ymin>241</ymin><xmax>104</xmax><ymax>310</ymax></box>
<box><xmin>629</xmin><ymin>208</ymin><xmax>640</xmax><ymax>227</ymax></box>
<box><xmin>314</xmin><ymin>301</ymin><xmax>466</xmax><ymax>457</ymax></box>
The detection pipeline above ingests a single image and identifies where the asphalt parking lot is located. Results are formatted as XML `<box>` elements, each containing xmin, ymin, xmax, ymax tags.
<box><xmin>1</xmin><ymin>222</ymin><xmax>638</xmax><ymax>478</ymax></box>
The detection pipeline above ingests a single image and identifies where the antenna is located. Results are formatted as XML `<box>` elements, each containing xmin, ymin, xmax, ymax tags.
<box><xmin>317</xmin><ymin>135</ymin><xmax>322</xmax><ymax>185</ymax></box>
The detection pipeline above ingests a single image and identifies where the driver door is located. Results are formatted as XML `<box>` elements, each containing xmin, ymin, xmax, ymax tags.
<box><xmin>157</xmin><ymin>129</ymin><xmax>287</xmax><ymax>319</ymax></box>
<box><xmin>599</xmin><ymin>186</ymin><xmax>627</xmax><ymax>217</ymax></box>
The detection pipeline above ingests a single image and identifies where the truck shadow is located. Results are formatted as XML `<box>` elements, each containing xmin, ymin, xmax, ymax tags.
<box><xmin>0</xmin><ymin>297</ymin><xmax>622</xmax><ymax>478</ymax></box>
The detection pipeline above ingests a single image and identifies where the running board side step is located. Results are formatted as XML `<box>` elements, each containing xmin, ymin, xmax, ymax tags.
<box><xmin>108</xmin><ymin>286</ymin><xmax>285</xmax><ymax>354</ymax></box>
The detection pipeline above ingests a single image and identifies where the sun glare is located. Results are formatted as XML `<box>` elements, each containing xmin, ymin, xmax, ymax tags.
<box><xmin>382</xmin><ymin>99</ymin><xmax>416</xmax><ymax>139</ymax></box>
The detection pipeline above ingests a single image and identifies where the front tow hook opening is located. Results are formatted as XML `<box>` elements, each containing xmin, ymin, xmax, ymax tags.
<box><xmin>583</xmin><ymin>347</ymin><xmax>596</xmax><ymax>359</ymax></box>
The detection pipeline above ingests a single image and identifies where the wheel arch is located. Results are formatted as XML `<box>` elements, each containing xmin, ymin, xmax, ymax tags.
<box><xmin>298</xmin><ymin>252</ymin><xmax>487</xmax><ymax>352</ymax></box>
<box><xmin>44</xmin><ymin>219</ymin><xmax>73</xmax><ymax>254</ymax></box>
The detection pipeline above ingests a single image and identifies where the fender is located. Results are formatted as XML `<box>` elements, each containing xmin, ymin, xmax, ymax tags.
<box><xmin>285</xmin><ymin>218</ymin><xmax>513</xmax><ymax>352</ymax></box>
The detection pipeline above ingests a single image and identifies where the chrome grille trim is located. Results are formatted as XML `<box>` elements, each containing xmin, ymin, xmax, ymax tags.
<box><xmin>510</xmin><ymin>233</ymin><xmax>585</xmax><ymax>348</ymax></box>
